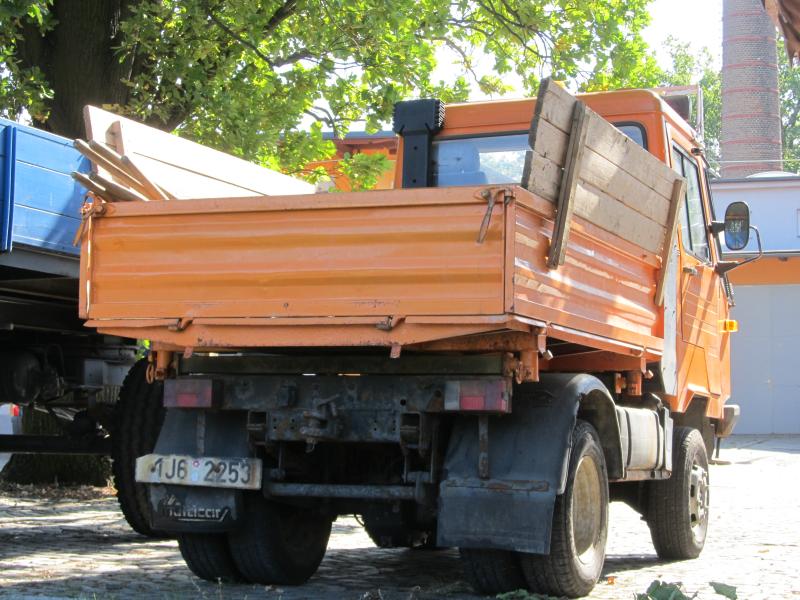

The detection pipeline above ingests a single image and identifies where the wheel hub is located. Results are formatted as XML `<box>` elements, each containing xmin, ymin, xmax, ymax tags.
<box><xmin>572</xmin><ymin>455</ymin><xmax>602</xmax><ymax>561</ymax></box>
<box><xmin>688</xmin><ymin>461</ymin><xmax>709</xmax><ymax>539</ymax></box>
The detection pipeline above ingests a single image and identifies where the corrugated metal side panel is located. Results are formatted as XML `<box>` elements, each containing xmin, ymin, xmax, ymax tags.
<box><xmin>86</xmin><ymin>200</ymin><xmax>505</xmax><ymax>319</ymax></box>
<box><xmin>511</xmin><ymin>199</ymin><xmax>662</xmax><ymax>349</ymax></box>
<box><xmin>12</xmin><ymin>126</ymin><xmax>88</xmax><ymax>254</ymax></box>
<box><xmin>0</xmin><ymin>118</ymin><xmax>88</xmax><ymax>256</ymax></box>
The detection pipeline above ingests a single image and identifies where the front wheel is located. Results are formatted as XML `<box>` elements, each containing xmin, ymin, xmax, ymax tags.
<box><xmin>520</xmin><ymin>420</ymin><xmax>609</xmax><ymax>598</ymax></box>
<box><xmin>646</xmin><ymin>426</ymin><xmax>709</xmax><ymax>559</ymax></box>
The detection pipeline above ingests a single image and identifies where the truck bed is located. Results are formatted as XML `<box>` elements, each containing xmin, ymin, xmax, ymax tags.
<box><xmin>80</xmin><ymin>184</ymin><xmax>664</xmax><ymax>357</ymax></box>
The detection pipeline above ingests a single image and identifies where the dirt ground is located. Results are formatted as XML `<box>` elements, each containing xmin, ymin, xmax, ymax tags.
<box><xmin>1</xmin><ymin>435</ymin><xmax>799</xmax><ymax>599</ymax></box>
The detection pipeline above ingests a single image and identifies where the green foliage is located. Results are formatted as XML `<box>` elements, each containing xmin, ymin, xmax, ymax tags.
<box><xmin>634</xmin><ymin>580</ymin><xmax>738</xmax><ymax>600</ymax></box>
<box><xmin>660</xmin><ymin>37</ymin><xmax>799</xmax><ymax>174</ymax></box>
<box><xmin>0</xmin><ymin>1</ymin><xmax>54</xmax><ymax>121</ymax></box>
<box><xmin>636</xmin><ymin>580</ymin><xmax>696</xmax><ymax>600</ymax></box>
<box><xmin>658</xmin><ymin>37</ymin><xmax>721</xmax><ymax>169</ymax></box>
<box><xmin>1</xmin><ymin>0</ymin><xmax>658</xmax><ymax>185</ymax></box>
<box><xmin>337</xmin><ymin>152</ymin><xmax>391</xmax><ymax>191</ymax></box>
<box><xmin>710</xmin><ymin>581</ymin><xmax>738</xmax><ymax>600</ymax></box>
<box><xmin>779</xmin><ymin>46</ymin><xmax>800</xmax><ymax>173</ymax></box>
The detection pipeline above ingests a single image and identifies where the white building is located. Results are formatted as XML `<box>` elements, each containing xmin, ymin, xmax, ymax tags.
<box><xmin>711</xmin><ymin>173</ymin><xmax>800</xmax><ymax>434</ymax></box>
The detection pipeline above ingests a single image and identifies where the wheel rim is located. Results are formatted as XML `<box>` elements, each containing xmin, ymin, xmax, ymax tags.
<box><xmin>688</xmin><ymin>460</ymin><xmax>709</xmax><ymax>542</ymax></box>
<box><xmin>572</xmin><ymin>454</ymin><xmax>603</xmax><ymax>563</ymax></box>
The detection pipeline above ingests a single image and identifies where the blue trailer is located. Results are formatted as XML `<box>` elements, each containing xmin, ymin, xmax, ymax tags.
<box><xmin>0</xmin><ymin>118</ymin><xmax>135</xmax><ymax>457</ymax></box>
<box><xmin>1</xmin><ymin>118</ymin><xmax>86</xmax><ymax>272</ymax></box>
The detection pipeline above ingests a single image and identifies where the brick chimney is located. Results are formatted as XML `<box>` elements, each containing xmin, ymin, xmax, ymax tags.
<box><xmin>721</xmin><ymin>0</ymin><xmax>782</xmax><ymax>177</ymax></box>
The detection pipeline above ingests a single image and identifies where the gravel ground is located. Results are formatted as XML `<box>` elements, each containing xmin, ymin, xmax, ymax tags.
<box><xmin>1</xmin><ymin>435</ymin><xmax>798</xmax><ymax>599</ymax></box>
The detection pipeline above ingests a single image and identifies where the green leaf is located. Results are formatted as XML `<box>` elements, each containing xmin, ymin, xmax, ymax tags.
<box><xmin>709</xmin><ymin>582</ymin><xmax>738</xmax><ymax>599</ymax></box>
<box><xmin>645</xmin><ymin>580</ymin><xmax>694</xmax><ymax>600</ymax></box>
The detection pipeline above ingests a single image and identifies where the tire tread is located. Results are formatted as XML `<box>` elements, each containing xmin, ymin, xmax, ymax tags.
<box><xmin>111</xmin><ymin>359</ymin><xmax>166</xmax><ymax>537</ymax></box>
<box><xmin>646</xmin><ymin>426</ymin><xmax>708</xmax><ymax>559</ymax></box>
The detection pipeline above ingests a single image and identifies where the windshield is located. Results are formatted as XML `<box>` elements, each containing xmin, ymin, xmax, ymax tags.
<box><xmin>431</xmin><ymin>124</ymin><xmax>647</xmax><ymax>187</ymax></box>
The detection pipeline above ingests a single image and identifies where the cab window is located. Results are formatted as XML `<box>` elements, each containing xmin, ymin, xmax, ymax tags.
<box><xmin>430</xmin><ymin>123</ymin><xmax>648</xmax><ymax>188</ymax></box>
<box><xmin>672</xmin><ymin>147</ymin><xmax>710</xmax><ymax>262</ymax></box>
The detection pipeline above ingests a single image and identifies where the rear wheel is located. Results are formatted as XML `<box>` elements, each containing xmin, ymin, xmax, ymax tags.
<box><xmin>111</xmin><ymin>358</ymin><xmax>166</xmax><ymax>537</ymax></box>
<box><xmin>362</xmin><ymin>504</ymin><xmax>437</xmax><ymax>549</ymax></box>
<box><xmin>228</xmin><ymin>493</ymin><xmax>332</xmax><ymax>584</ymax></box>
<box><xmin>520</xmin><ymin>420</ymin><xmax>609</xmax><ymax>598</ymax></box>
<box><xmin>459</xmin><ymin>548</ymin><xmax>527</xmax><ymax>595</ymax></box>
<box><xmin>646</xmin><ymin>426</ymin><xmax>709</xmax><ymax>559</ymax></box>
<box><xmin>178</xmin><ymin>533</ymin><xmax>241</xmax><ymax>582</ymax></box>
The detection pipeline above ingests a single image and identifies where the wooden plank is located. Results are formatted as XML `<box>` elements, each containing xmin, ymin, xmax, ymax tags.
<box><xmin>572</xmin><ymin>180</ymin><xmax>666</xmax><ymax>254</ymax></box>
<box><xmin>120</xmin><ymin>155</ymin><xmax>170</xmax><ymax>201</ymax></box>
<box><xmin>523</xmin><ymin>77</ymin><xmax>683</xmax><ymax>262</ymax></box>
<box><xmin>83</xmin><ymin>105</ymin><xmax>314</xmax><ymax>199</ymax></box>
<box><xmin>547</xmin><ymin>102</ymin><xmax>589</xmax><ymax>268</ymax></box>
<box><xmin>521</xmin><ymin>151</ymin><xmax>561</xmax><ymax>201</ymax></box>
<box><xmin>529</xmin><ymin>79</ymin><xmax>575</xmax><ymax>136</ymax></box>
<box><xmin>90</xmin><ymin>172</ymin><xmax>149</xmax><ymax>202</ymax></box>
<box><xmin>654</xmin><ymin>177</ymin><xmax>686</xmax><ymax>306</ymax></box>
<box><xmin>581</xmin><ymin>148</ymin><xmax>671</xmax><ymax>224</ymax></box>
<box><xmin>528</xmin><ymin>118</ymin><xmax>570</xmax><ymax>171</ymax></box>
<box><xmin>583</xmin><ymin>113</ymin><xmax>675</xmax><ymax>198</ymax></box>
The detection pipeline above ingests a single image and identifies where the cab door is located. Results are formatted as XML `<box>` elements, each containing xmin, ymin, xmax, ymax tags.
<box><xmin>672</xmin><ymin>147</ymin><xmax>723</xmax><ymax>400</ymax></box>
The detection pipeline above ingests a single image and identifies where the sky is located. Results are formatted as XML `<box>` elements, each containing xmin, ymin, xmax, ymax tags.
<box><xmin>644</xmin><ymin>0</ymin><xmax>722</xmax><ymax>71</ymax></box>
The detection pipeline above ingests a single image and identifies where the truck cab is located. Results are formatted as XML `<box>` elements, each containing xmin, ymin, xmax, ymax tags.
<box><xmin>406</xmin><ymin>90</ymin><xmax>738</xmax><ymax>445</ymax></box>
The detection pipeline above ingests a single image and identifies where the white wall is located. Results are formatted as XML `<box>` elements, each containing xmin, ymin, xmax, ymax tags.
<box><xmin>730</xmin><ymin>284</ymin><xmax>800</xmax><ymax>433</ymax></box>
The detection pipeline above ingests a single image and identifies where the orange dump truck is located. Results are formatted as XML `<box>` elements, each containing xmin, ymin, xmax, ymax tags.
<box><xmin>79</xmin><ymin>80</ymin><xmax>752</xmax><ymax>597</ymax></box>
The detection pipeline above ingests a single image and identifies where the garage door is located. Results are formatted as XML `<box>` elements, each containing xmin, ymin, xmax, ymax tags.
<box><xmin>730</xmin><ymin>284</ymin><xmax>800</xmax><ymax>433</ymax></box>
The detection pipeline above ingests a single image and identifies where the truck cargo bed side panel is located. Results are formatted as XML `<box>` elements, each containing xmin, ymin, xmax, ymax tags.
<box><xmin>85</xmin><ymin>193</ymin><xmax>506</xmax><ymax>320</ymax></box>
<box><xmin>511</xmin><ymin>192</ymin><xmax>663</xmax><ymax>351</ymax></box>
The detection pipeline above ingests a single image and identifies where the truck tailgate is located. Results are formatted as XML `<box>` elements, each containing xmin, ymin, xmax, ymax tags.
<box><xmin>81</xmin><ymin>186</ymin><xmax>506</xmax><ymax>322</ymax></box>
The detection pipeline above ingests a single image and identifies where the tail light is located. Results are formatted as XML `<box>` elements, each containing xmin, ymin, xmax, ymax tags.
<box><xmin>10</xmin><ymin>404</ymin><xmax>20</xmax><ymax>417</ymax></box>
<box><xmin>444</xmin><ymin>379</ymin><xmax>511</xmax><ymax>413</ymax></box>
<box><xmin>163</xmin><ymin>379</ymin><xmax>221</xmax><ymax>408</ymax></box>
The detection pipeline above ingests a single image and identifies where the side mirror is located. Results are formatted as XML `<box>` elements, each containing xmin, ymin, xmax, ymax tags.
<box><xmin>723</xmin><ymin>201</ymin><xmax>750</xmax><ymax>251</ymax></box>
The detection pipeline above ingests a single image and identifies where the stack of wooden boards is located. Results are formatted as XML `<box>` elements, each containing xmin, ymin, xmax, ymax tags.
<box><xmin>72</xmin><ymin>106</ymin><xmax>313</xmax><ymax>204</ymax></box>
<box><xmin>522</xmin><ymin>79</ymin><xmax>685</xmax><ymax>305</ymax></box>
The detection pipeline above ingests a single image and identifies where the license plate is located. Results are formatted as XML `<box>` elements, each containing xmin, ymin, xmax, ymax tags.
<box><xmin>135</xmin><ymin>454</ymin><xmax>262</xmax><ymax>490</ymax></box>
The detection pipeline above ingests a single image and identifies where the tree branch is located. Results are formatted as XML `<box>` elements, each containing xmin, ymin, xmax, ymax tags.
<box><xmin>205</xmin><ymin>1</ymin><xmax>274</xmax><ymax>66</ymax></box>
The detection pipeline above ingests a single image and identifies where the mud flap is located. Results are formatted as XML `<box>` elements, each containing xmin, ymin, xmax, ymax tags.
<box><xmin>437</xmin><ymin>374</ymin><xmax>588</xmax><ymax>554</ymax></box>
<box><xmin>146</xmin><ymin>407</ymin><xmax>250</xmax><ymax>533</ymax></box>
<box><xmin>150</xmin><ymin>484</ymin><xmax>241</xmax><ymax>533</ymax></box>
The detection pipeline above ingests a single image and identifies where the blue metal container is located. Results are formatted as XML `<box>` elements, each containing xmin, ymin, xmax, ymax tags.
<box><xmin>0</xmin><ymin>118</ymin><xmax>89</xmax><ymax>259</ymax></box>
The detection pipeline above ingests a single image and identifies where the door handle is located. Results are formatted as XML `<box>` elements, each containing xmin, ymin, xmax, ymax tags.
<box><xmin>682</xmin><ymin>265</ymin><xmax>698</xmax><ymax>276</ymax></box>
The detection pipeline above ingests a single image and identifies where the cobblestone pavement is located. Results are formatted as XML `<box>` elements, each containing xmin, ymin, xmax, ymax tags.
<box><xmin>1</xmin><ymin>435</ymin><xmax>798</xmax><ymax>600</ymax></box>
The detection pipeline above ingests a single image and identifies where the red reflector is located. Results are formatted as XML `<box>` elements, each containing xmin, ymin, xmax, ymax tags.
<box><xmin>164</xmin><ymin>379</ymin><xmax>217</xmax><ymax>408</ymax></box>
<box><xmin>10</xmin><ymin>404</ymin><xmax>20</xmax><ymax>417</ymax></box>
<box><xmin>444</xmin><ymin>379</ymin><xmax>511</xmax><ymax>412</ymax></box>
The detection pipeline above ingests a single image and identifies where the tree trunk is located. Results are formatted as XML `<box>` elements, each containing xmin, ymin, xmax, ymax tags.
<box><xmin>16</xmin><ymin>0</ymin><xmax>139</xmax><ymax>138</ymax></box>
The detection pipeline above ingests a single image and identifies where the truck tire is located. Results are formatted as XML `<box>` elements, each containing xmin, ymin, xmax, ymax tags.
<box><xmin>228</xmin><ymin>493</ymin><xmax>332</xmax><ymax>584</ymax></box>
<box><xmin>645</xmin><ymin>426</ymin><xmax>709</xmax><ymax>559</ymax></box>
<box><xmin>178</xmin><ymin>533</ymin><xmax>241</xmax><ymax>582</ymax></box>
<box><xmin>459</xmin><ymin>548</ymin><xmax>527</xmax><ymax>594</ymax></box>
<box><xmin>520</xmin><ymin>420</ymin><xmax>609</xmax><ymax>598</ymax></box>
<box><xmin>111</xmin><ymin>358</ymin><xmax>166</xmax><ymax>538</ymax></box>
<box><xmin>361</xmin><ymin>504</ymin><xmax>437</xmax><ymax>549</ymax></box>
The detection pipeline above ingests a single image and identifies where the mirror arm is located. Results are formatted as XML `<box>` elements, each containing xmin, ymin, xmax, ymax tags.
<box><xmin>709</xmin><ymin>220</ymin><xmax>725</xmax><ymax>235</ymax></box>
<box><xmin>715</xmin><ymin>225</ymin><xmax>764</xmax><ymax>275</ymax></box>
